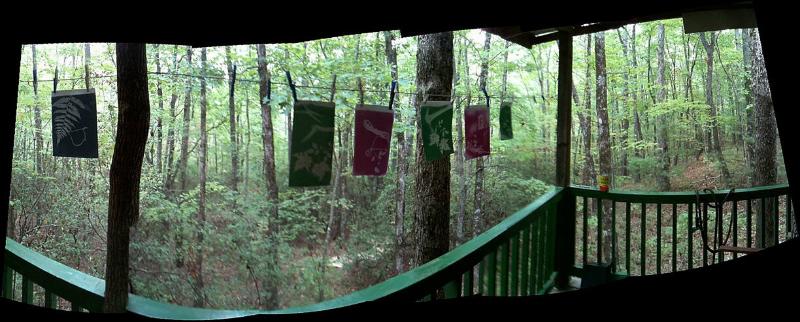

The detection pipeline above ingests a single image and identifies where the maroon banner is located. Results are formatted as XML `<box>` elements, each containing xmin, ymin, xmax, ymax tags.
<box><xmin>353</xmin><ymin>105</ymin><xmax>394</xmax><ymax>176</ymax></box>
<box><xmin>465</xmin><ymin>105</ymin><xmax>490</xmax><ymax>160</ymax></box>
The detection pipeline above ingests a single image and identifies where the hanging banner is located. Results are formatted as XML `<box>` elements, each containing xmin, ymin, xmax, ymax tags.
<box><xmin>465</xmin><ymin>105</ymin><xmax>490</xmax><ymax>160</ymax></box>
<box><xmin>352</xmin><ymin>105</ymin><xmax>394</xmax><ymax>176</ymax></box>
<box><xmin>499</xmin><ymin>101</ymin><xmax>513</xmax><ymax>140</ymax></box>
<box><xmin>51</xmin><ymin>89</ymin><xmax>99</xmax><ymax>158</ymax></box>
<box><xmin>289</xmin><ymin>100</ymin><xmax>335</xmax><ymax>187</ymax></box>
<box><xmin>420</xmin><ymin>100</ymin><xmax>454</xmax><ymax>161</ymax></box>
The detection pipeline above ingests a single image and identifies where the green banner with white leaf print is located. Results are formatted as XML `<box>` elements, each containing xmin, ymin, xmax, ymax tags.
<box><xmin>289</xmin><ymin>100</ymin><xmax>335</xmax><ymax>187</ymax></box>
<box><xmin>420</xmin><ymin>101</ymin><xmax>454</xmax><ymax>161</ymax></box>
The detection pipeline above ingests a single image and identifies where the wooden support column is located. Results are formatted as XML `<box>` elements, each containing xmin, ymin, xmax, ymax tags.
<box><xmin>554</xmin><ymin>30</ymin><xmax>576</xmax><ymax>290</ymax></box>
<box><xmin>0</xmin><ymin>44</ymin><xmax>22</xmax><ymax>294</ymax></box>
<box><xmin>754</xmin><ymin>2</ymin><xmax>799</xmax><ymax>234</ymax></box>
<box><xmin>555</xmin><ymin>31</ymin><xmax>573</xmax><ymax>188</ymax></box>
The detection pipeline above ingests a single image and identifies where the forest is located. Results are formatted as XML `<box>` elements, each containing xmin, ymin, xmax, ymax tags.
<box><xmin>8</xmin><ymin>18</ymin><xmax>785</xmax><ymax>310</ymax></box>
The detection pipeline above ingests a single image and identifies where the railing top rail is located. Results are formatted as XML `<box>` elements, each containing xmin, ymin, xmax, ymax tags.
<box><xmin>568</xmin><ymin>183</ymin><xmax>790</xmax><ymax>204</ymax></box>
<box><xmin>5</xmin><ymin>238</ymin><xmax>105</xmax><ymax>310</ymax></box>
<box><xmin>4</xmin><ymin>187</ymin><xmax>565</xmax><ymax>320</ymax></box>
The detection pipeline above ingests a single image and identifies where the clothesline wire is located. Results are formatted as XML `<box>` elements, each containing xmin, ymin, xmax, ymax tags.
<box><xmin>18</xmin><ymin>71</ymin><xmax>553</xmax><ymax>100</ymax></box>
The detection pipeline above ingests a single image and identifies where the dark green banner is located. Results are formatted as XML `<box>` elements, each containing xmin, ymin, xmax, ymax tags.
<box><xmin>420</xmin><ymin>101</ymin><xmax>453</xmax><ymax>161</ymax></box>
<box><xmin>499</xmin><ymin>101</ymin><xmax>513</xmax><ymax>140</ymax></box>
<box><xmin>52</xmin><ymin>89</ymin><xmax>99</xmax><ymax>158</ymax></box>
<box><xmin>289</xmin><ymin>100</ymin><xmax>335</xmax><ymax>187</ymax></box>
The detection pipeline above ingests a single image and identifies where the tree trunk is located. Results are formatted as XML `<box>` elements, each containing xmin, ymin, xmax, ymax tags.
<box><xmin>192</xmin><ymin>48</ymin><xmax>209</xmax><ymax>308</ymax></box>
<box><xmin>581</xmin><ymin>35</ymin><xmax>597</xmax><ymax>187</ymax></box>
<box><xmin>594</xmin><ymin>33</ymin><xmax>613</xmax><ymax>264</ymax></box>
<box><xmin>750</xmin><ymin>30</ymin><xmax>777</xmax><ymax>247</ymax></box>
<box><xmin>175</xmin><ymin>48</ymin><xmax>192</xmax><ymax>269</ymax></box>
<box><xmin>413</xmin><ymin>32</ymin><xmax>453</xmax><ymax>270</ymax></box>
<box><xmin>164</xmin><ymin>46</ymin><xmax>179</xmax><ymax>195</ymax></box>
<box><xmin>155</xmin><ymin>45</ymin><xmax>164</xmax><ymax>175</ymax></box>
<box><xmin>384</xmin><ymin>31</ymin><xmax>407</xmax><ymax>273</ymax></box>
<box><xmin>226</xmin><ymin>47</ymin><xmax>239</xmax><ymax>192</ymax></box>
<box><xmin>699</xmin><ymin>32</ymin><xmax>732</xmax><ymax>186</ymax></box>
<box><xmin>656</xmin><ymin>24</ymin><xmax>671</xmax><ymax>191</ymax></box>
<box><xmin>256</xmin><ymin>44</ymin><xmax>280</xmax><ymax>309</ymax></box>
<box><xmin>742</xmin><ymin>29</ymin><xmax>756</xmax><ymax>184</ymax></box>
<box><xmin>32</xmin><ymin>45</ymin><xmax>43</xmax><ymax>175</ymax></box>
<box><xmin>103</xmin><ymin>43</ymin><xmax>150</xmax><ymax>313</ymax></box>
<box><xmin>630</xmin><ymin>26</ymin><xmax>644</xmax><ymax>182</ymax></box>
<box><xmin>455</xmin><ymin>39</ymin><xmax>467</xmax><ymax>246</ymax></box>
<box><xmin>474</xmin><ymin>32</ymin><xmax>490</xmax><ymax>235</ymax></box>
<box><xmin>179</xmin><ymin>48</ymin><xmax>193</xmax><ymax>192</ymax></box>
<box><xmin>616</xmin><ymin>30</ymin><xmax>631</xmax><ymax>177</ymax></box>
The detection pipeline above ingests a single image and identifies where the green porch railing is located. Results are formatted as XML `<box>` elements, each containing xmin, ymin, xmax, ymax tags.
<box><xmin>2</xmin><ymin>184</ymin><xmax>793</xmax><ymax>317</ymax></box>
<box><xmin>2</xmin><ymin>188</ymin><xmax>565</xmax><ymax>319</ymax></box>
<box><xmin>571</xmin><ymin>183</ymin><xmax>794</xmax><ymax>277</ymax></box>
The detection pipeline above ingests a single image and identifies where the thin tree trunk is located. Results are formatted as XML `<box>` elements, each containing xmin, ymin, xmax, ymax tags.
<box><xmin>179</xmin><ymin>48</ymin><xmax>193</xmax><ymax>192</ymax></box>
<box><xmin>32</xmin><ymin>45</ymin><xmax>43</xmax><ymax>175</ymax></box>
<box><xmin>700</xmin><ymin>32</ymin><xmax>732</xmax><ymax>186</ymax></box>
<box><xmin>455</xmin><ymin>39</ymin><xmax>466</xmax><ymax>245</ymax></box>
<box><xmin>384</xmin><ymin>31</ymin><xmax>407</xmax><ymax>273</ymax></box>
<box><xmin>175</xmin><ymin>48</ymin><xmax>192</xmax><ymax>269</ymax></box>
<box><xmin>631</xmin><ymin>26</ymin><xmax>644</xmax><ymax>182</ymax></box>
<box><xmin>103</xmin><ymin>43</ymin><xmax>150</xmax><ymax>313</ymax></box>
<box><xmin>582</xmin><ymin>35</ymin><xmax>597</xmax><ymax>187</ymax></box>
<box><xmin>413</xmin><ymin>32</ymin><xmax>453</xmax><ymax>272</ymax></box>
<box><xmin>594</xmin><ymin>33</ymin><xmax>613</xmax><ymax>264</ymax></box>
<box><xmin>742</xmin><ymin>29</ymin><xmax>756</xmax><ymax>183</ymax></box>
<box><xmin>155</xmin><ymin>45</ymin><xmax>164</xmax><ymax>175</ymax></box>
<box><xmin>656</xmin><ymin>24</ymin><xmax>671</xmax><ymax>191</ymax></box>
<box><xmin>616</xmin><ymin>30</ymin><xmax>631</xmax><ymax>177</ymax></box>
<box><xmin>474</xmin><ymin>32</ymin><xmax>490</xmax><ymax>235</ymax></box>
<box><xmin>164</xmin><ymin>46</ymin><xmax>179</xmax><ymax>195</ymax></box>
<box><xmin>226</xmin><ymin>47</ymin><xmax>239</xmax><ymax>192</ymax></box>
<box><xmin>256</xmin><ymin>44</ymin><xmax>280</xmax><ymax>309</ymax></box>
<box><xmin>192</xmin><ymin>48</ymin><xmax>209</xmax><ymax>308</ymax></box>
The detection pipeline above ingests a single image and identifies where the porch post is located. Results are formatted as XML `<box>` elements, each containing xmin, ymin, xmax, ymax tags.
<box><xmin>753</xmin><ymin>2</ymin><xmax>799</xmax><ymax>234</ymax></box>
<box><xmin>554</xmin><ymin>30</ymin><xmax>576</xmax><ymax>290</ymax></box>
<box><xmin>0</xmin><ymin>44</ymin><xmax>22</xmax><ymax>294</ymax></box>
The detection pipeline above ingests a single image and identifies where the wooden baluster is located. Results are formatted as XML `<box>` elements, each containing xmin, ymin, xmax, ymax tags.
<box><xmin>520</xmin><ymin>226</ymin><xmax>530</xmax><ymax>296</ymax></box>
<box><xmin>625</xmin><ymin>202</ymin><xmax>631</xmax><ymax>274</ymax></box>
<box><xmin>583</xmin><ymin>196</ymin><xmax>588</xmax><ymax>266</ymax></box>
<box><xmin>688</xmin><ymin>203</ymin><xmax>694</xmax><ymax>270</ymax></box>
<box><xmin>499</xmin><ymin>242</ymin><xmax>509</xmax><ymax>296</ymax></box>
<box><xmin>597</xmin><ymin>198</ymin><xmax>603</xmax><ymax>264</ymax></box>
<box><xmin>487</xmin><ymin>250</ymin><xmax>497</xmax><ymax>296</ymax></box>
<box><xmin>21</xmin><ymin>276</ymin><xmax>33</xmax><ymax>304</ymax></box>
<box><xmin>732</xmin><ymin>201</ymin><xmax>739</xmax><ymax>260</ymax></box>
<box><xmin>656</xmin><ymin>203</ymin><xmax>661</xmax><ymax>274</ymax></box>
<box><xmin>672</xmin><ymin>203</ymin><xmax>677</xmax><ymax>272</ymax></box>
<box><xmin>641</xmin><ymin>203</ymin><xmax>646</xmax><ymax>276</ymax></box>
<box><xmin>510</xmin><ymin>231</ymin><xmax>519</xmax><ymax>296</ymax></box>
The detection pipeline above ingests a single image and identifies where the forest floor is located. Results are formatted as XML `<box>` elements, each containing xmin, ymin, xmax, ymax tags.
<box><xmin>671</xmin><ymin>154</ymin><xmax>724</xmax><ymax>190</ymax></box>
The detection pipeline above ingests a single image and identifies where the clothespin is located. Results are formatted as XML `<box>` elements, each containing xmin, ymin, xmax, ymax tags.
<box><xmin>482</xmin><ymin>86</ymin><xmax>490</xmax><ymax>108</ymax></box>
<box><xmin>229</xmin><ymin>65</ymin><xmax>237</xmax><ymax>98</ymax></box>
<box><xmin>329</xmin><ymin>74</ymin><xmax>337</xmax><ymax>103</ymax></box>
<box><xmin>357</xmin><ymin>78</ymin><xmax>365</xmax><ymax>106</ymax></box>
<box><xmin>388</xmin><ymin>80</ymin><xmax>397</xmax><ymax>109</ymax></box>
<box><xmin>285</xmin><ymin>70</ymin><xmax>298</xmax><ymax>103</ymax></box>
<box><xmin>53</xmin><ymin>67</ymin><xmax>59</xmax><ymax>92</ymax></box>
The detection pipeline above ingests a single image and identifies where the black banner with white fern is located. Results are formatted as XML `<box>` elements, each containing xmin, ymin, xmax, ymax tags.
<box><xmin>51</xmin><ymin>89</ymin><xmax>99</xmax><ymax>158</ymax></box>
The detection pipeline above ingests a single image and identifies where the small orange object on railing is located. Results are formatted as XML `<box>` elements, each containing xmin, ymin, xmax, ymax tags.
<box><xmin>598</xmin><ymin>175</ymin><xmax>609</xmax><ymax>192</ymax></box>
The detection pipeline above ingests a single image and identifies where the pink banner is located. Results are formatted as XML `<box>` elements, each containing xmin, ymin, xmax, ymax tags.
<box><xmin>353</xmin><ymin>105</ymin><xmax>394</xmax><ymax>176</ymax></box>
<box><xmin>465</xmin><ymin>105</ymin><xmax>490</xmax><ymax>160</ymax></box>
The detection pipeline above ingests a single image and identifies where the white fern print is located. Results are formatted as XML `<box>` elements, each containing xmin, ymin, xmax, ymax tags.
<box><xmin>53</xmin><ymin>96</ymin><xmax>87</xmax><ymax>145</ymax></box>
